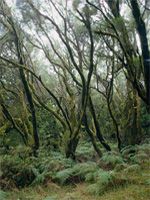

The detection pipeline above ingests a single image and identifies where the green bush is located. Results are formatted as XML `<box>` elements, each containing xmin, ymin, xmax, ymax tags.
<box><xmin>130</xmin><ymin>152</ymin><xmax>149</xmax><ymax>164</ymax></box>
<box><xmin>43</xmin><ymin>195</ymin><xmax>57</xmax><ymax>200</ymax></box>
<box><xmin>54</xmin><ymin>162</ymin><xmax>98</xmax><ymax>185</ymax></box>
<box><xmin>53</xmin><ymin>168</ymin><xmax>74</xmax><ymax>185</ymax></box>
<box><xmin>121</xmin><ymin>144</ymin><xmax>150</xmax><ymax>164</ymax></box>
<box><xmin>114</xmin><ymin>163</ymin><xmax>129</xmax><ymax>172</ymax></box>
<box><xmin>121</xmin><ymin>145</ymin><xmax>137</xmax><ymax>160</ymax></box>
<box><xmin>99</xmin><ymin>152</ymin><xmax>124</xmax><ymax>169</ymax></box>
<box><xmin>87</xmin><ymin>170</ymin><xmax>114</xmax><ymax>195</ymax></box>
<box><xmin>87</xmin><ymin>169</ymin><xmax>128</xmax><ymax>195</ymax></box>
<box><xmin>123</xmin><ymin>164</ymin><xmax>141</xmax><ymax>173</ymax></box>
<box><xmin>35</xmin><ymin>151</ymin><xmax>74</xmax><ymax>174</ymax></box>
<box><xmin>0</xmin><ymin>155</ymin><xmax>35</xmax><ymax>189</ymax></box>
<box><xmin>76</xmin><ymin>142</ymin><xmax>96</xmax><ymax>161</ymax></box>
<box><xmin>0</xmin><ymin>190</ymin><xmax>8</xmax><ymax>200</ymax></box>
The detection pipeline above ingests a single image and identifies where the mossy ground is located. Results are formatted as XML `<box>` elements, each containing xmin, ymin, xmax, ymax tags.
<box><xmin>6</xmin><ymin>162</ymin><xmax>150</xmax><ymax>200</ymax></box>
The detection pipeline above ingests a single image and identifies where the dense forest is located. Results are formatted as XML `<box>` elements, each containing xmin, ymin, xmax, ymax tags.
<box><xmin>0</xmin><ymin>0</ymin><xmax>150</xmax><ymax>199</ymax></box>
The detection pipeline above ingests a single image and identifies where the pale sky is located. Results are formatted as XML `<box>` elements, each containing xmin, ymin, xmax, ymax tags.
<box><xmin>6</xmin><ymin>0</ymin><xmax>16</xmax><ymax>6</ymax></box>
<box><xmin>4</xmin><ymin>0</ymin><xmax>144</xmax><ymax>57</ymax></box>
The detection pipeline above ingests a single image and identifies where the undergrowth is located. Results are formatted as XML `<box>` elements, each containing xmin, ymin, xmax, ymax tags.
<box><xmin>0</xmin><ymin>142</ymin><xmax>149</xmax><ymax>198</ymax></box>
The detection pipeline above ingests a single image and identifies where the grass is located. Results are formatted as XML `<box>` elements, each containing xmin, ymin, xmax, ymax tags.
<box><xmin>5</xmin><ymin>183</ymin><xmax>150</xmax><ymax>200</ymax></box>
<box><xmin>1</xmin><ymin>143</ymin><xmax>149</xmax><ymax>200</ymax></box>
<box><xmin>5</xmin><ymin>162</ymin><xmax>150</xmax><ymax>200</ymax></box>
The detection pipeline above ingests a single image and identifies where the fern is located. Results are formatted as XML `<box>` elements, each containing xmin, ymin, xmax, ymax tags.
<box><xmin>76</xmin><ymin>142</ymin><xmax>96</xmax><ymax>161</ymax></box>
<box><xmin>145</xmin><ymin>179</ymin><xmax>150</xmax><ymax>185</ymax></box>
<box><xmin>121</xmin><ymin>144</ymin><xmax>150</xmax><ymax>164</ymax></box>
<box><xmin>54</xmin><ymin>168</ymin><xmax>73</xmax><ymax>184</ymax></box>
<box><xmin>31</xmin><ymin>170</ymin><xmax>53</xmax><ymax>186</ymax></box>
<box><xmin>54</xmin><ymin>162</ymin><xmax>98</xmax><ymax>185</ymax></box>
<box><xmin>72</xmin><ymin>162</ymin><xmax>98</xmax><ymax>176</ymax></box>
<box><xmin>87</xmin><ymin>169</ymin><xmax>128</xmax><ymax>195</ymax></box>
<box><xmin>85</xmin><ymin>171</ymin><xmax>97</xmax><ymax>182</ymax></box>
<box><xmin>136</xmin><ymin>143</ymin><xmax>150</xmax><ymax>157</ymax></box>
<box><xmin>87</xmin><ymin>183</ymin><xmax>100</xmax><ymax>195</ymax></box>
<box><xmin>100</xmin><ymin>152</ymin><xmax>124</xmax><ymax>168</ymax></box>
<box><xmin>114</xmin><ymin>163</ymin><xmax>129</xmax><ymax>172</ymax></box>
<box><xmin>130</xmin><ymin>152</ymin><xmax>149</xmax><ymax>164</ymax></box>
<box><xmin>121</xmin><ymin>145</ymin><xmax>137</xmax><ymax>159</ymax></box>
<box><xmin>123</xmin><ymin>164</ymin><xmax>141</xmax><ymax>173</ymax></box>
<box><xmin>0</xmin><ymin>155</ymin><xmax>36</xmax><ymax>188</ymax></box>
<box><xmin>43</xmin><ymin>195</ymin><xmax>57</xmax><ymax>200</ymax></box>
<box><xmin>0</xmin><ymin>190</ymin><xmax>8</xmax><ymax>200</ymax></box>
<box><xmin>87</xmin><ymin>170</ymin><xmax>113</xmax><ymax>195</ymax></box>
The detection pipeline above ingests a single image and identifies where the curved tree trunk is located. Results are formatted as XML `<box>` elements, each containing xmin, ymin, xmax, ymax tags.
<box><xmin>65</xmin><ymin>137</ymin><xmax>79</xmax><ymax>160</ymax></box>
<box><xmin>19</xmin><ymin>68</ymin><xmax>39</xmax><ymax>153</ymax></box>
<box><xmin>107</xmin><ymin>98</ymin><xmax>121</xmax><ymax>151</ymax></box>
<box><xmin>88</xmin><ymin>96</ymin><xmax>111</xmax><ymax>151</ymax></box>
<box><xmin>14</xmin><ymin>33</ymin><xmax>39</xmax><ymax>154</ymax></box>
<box><xmin>83</xmin><ymin>114</ymin><xmax>102</xmax><ymax>158</ymax></box>
<box><xmin>123</xmin><ymin>81</ymin><xmax>142</xmax><ymax>146</ymax></box>
<box><xmin>130</xmin><ymin>0</ymin><xmax>150</xmax><ymax>111</ymax></box>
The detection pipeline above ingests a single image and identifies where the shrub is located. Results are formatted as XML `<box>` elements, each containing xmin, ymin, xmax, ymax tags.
<box><xmin>145</xmin><ymin>179</ymin><xmax>150</xmax><ymax>185</ymax></box>
<box><xmin>114</xmin><ymin>163</ymin><xmax>129</xmax><ymax>172</ymax></box>
<box><xmin>137</xmin><ymin>143</ymin><xmax>150</xmax><ymax>154</ymax></box>
<box><xmin>123</xmin><ymin>164</ymin><xmax>141</xmax><ymax>173</ymax></box>
<box><xmin>121</xmin><ymin>143</ymin><xmax>150</xmax><ymax>164</ymax></box>
<box><xmin>0</xmin><ymin>150</ymin><xmax>75</xmax><ymax>188</ymax></box>
<box><xmin>31</xmin><ymin>170</ymin><xmax>53</xmax><ymax>186</ymax></box>
<box><xmin>130</xmin><ymin>152</ymin><xmax>149</xmax><ymax>164</ymax></box>
<box><xmin>43</xmin><ymin>195</ymin><xmax>57</xmax><ymax>200</ymax></box>
<box><xmin>32</xmin><ymin>152</ymin><xmax>75</xmax><ymax>185</ymax></box>
<box><xmin>76</xmin><ymin>142</ymin><xmax>96</xmax><ymax>162</ymax></box>
<box><xmin>121</xmin><ymin>145</ymin><xmax>137</xmax><ymax>161</ymax></box>
<box><xmin>0</xmin><ymin>155</ymin><xmax>35</xmax><ymax>189</ymax></box>
<box><xmin>53</xmin><ymin>168</ymin><xmax>73</xmax><ymax>185</ymax></box>
<box><xmin>0</xmin><ymin>190</ymin><xmax>8</xmax><ymax>200</ymax></box>
<box><xmin>87</xmin><ymin>170</ymin><xmax>128</xmax><ymax>195</ymax></box>
<box><xmin>54</xmin><ymin>162</ymin><xmax>98</xmax><ymax>185</ymax></box>
<box><xmin>35</xmin><ymin>151</ymin><xmax>74</xmax><ymax>174</ymax></box>
<box><xmin>99</xmin><ymin>152</ymin><xmax>124</xmax><ymax>169</ymax></box>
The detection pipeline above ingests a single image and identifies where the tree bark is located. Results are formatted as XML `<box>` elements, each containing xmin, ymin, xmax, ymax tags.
<box><xmin>123</xmin><ymin>81</ymin><xmax>142</xmax><ymax>146</ymax></box>
<box><xmin>83</xmin><ymin>114</ymin><xmax>102</xmax><ymax>157</ymax></box>
<box><xmin>65</xmin><ymin>137</ymin><xmax>79</xmax><ymax>160</ymax></box>
<box><xmin>130</xmin><ymin>0</ymin><xmax>150</xmax><ymax>111</ymax></box>
<box><xmin>107</xmin><ymin>98</ymin><xmax>121</xmax><ymax>151</ymax></box>
<box><xmin>14</xmin><ymin>35</ymin><xmax>39</xmax><ymax>153</ymax></box>
<box><xmin>88</xmin><ymin>96</ymin><xmax>111</xmax><ymax>151</ymax></box>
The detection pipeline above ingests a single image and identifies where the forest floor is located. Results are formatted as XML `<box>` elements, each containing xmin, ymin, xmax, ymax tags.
<box><xmin>6</xmin><ymin>162</ymin><xmax>150</xmax><ymax>200</ymax></box>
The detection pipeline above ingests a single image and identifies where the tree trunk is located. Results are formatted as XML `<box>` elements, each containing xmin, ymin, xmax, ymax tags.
<box><xmin>107</xmin><ymin>98</ymin><xmax>121</xmax><ymax>151</ymax></box>
<box><xmin>83</xmin><ymin>114</ymin><xmax>102</xmax><ymax>158</ymax></box>
<box><xmin>130</xmin><ymin>0</ymin><xmax>150</xmax><ymax>110</ymax></box>
<box><xmin>88</xmin><ymin>96</ymin><xmax>111</xmax><ymax>151</ymax></box>
<box><xmin>19</xmin><ymin>68</ymin><xmax>39</xmax><ymax>153</ymax></box>
<box><xmin>123</xmin><ymin>81</ymin><xmax>142</xmax><ymax>146</ymax></box>
<box><xmin>65</xmin><ymin>137</ymin><xmax>79</xmax><ymax>160</ymax></box>
<box><xmin>14</xmin><ymin>34</ymin><xmax>39</xmax><ymax>154</ymax></box>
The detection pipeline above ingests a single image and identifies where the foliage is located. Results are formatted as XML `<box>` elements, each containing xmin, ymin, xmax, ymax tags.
<box><xmin>123</xmin><ymin>164</ymin><xmax>141</xmax><ymax>173</ymax></box>
<box><xmin>54</xmin><ymin>162</ymin><xmax>98</xmax><ymax>185</ymax></box>
<box><xmin>87</xmin><ymin>170</ymin><xmax>127</xmax><ymax>195</ymax></box>
<box><xmin>0</xmin><ymin>190</ymin><xmax>8</xmax><ymax>200</ymax></box>
<box><xmin>99</xmin><ymin>151</ymin><xmax>124</xmax><ymax>169</ymax></box>
<box><xmin>76</xmin><ymin>142</ymin><xmax>96</xmax><ymax>161</ymax></box>
<box><xmin>121</xmin><ymin>143</ymin><xmax>150</xmax><ymax>164</ymax></box>
<box><xmin>121</xmin><ymin>145</ymin><xmax>137</xmax><ymax>158</ymax></box>
<box><xmin>43</xmin><ymin>195</ymin><xmax>57</xmax><ymax>200</ymax></box>
<box><xmin>0</xmin><ymin>154</ymin><xmax>35</xmax><ymax>189</ymax></box>
<box><xmin>114</xmin><ymin>163</ymin><xmax>129</xmax><ymax>172</ymax></box>
<box><xmin>36</xmin><ymin>107</ymin><xmax>61</xmax><ymax>150</ymax></box>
